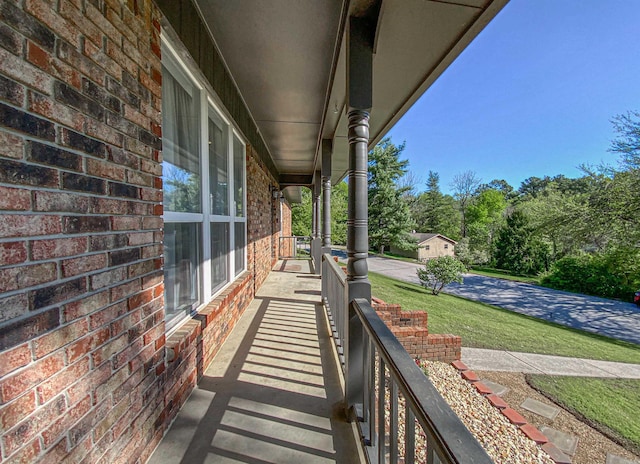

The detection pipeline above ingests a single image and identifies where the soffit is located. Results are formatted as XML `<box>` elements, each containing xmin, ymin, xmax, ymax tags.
<box><xmin>193</xmin><ymin>0</ymin><xmax>507</xmax><ymax>185</ymax></box>
<box><xmin>194</xmin><ymin>0</ymin><xmax>346</xmax><ymax>180</ymax></box>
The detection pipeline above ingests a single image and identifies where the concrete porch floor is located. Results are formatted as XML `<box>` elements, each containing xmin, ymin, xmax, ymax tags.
<box><xmin>147</xmin><ymin>259</ymin><xmax>363</xmax><ymax>464</ymax></box>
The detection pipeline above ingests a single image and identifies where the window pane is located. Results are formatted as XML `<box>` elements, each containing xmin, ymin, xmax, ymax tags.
<box><xmin>162</xmin><ymin>67</ymin><xmax>201</xmax><ymax>213</ymax></box>
<box><xmin>233</xmin><ymin>136</ymin><xmax>244</xmax><ymax>217</ymax></box>
<box><xmin>211</xmin><ymin>223</ymin><xmax>229</xmax><ymax>291</ymax></box>
<box><xmin>209</xmin><ymin>113</ymin><xmax>228</xmax><ymax>216</ymax></box>
<box><xmin>234</xmin><ymin>223</ymin><xmax>245</xmax><ymax>275</ymax></box>
<box><xmin>164</xmin><ymin>223</ymin><xmax>201</xmax><ymax>321</ymax></box>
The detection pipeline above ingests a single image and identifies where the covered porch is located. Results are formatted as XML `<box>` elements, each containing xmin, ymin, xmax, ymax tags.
<box><xmin>149</xmin><ymin>258</ymin><xmax>490</xmax><ymax>464</ymax></box>
<box><xmin>148</xmin><ymin>259</ymin><xmax>362</xmax><ymax>463</ymax></box>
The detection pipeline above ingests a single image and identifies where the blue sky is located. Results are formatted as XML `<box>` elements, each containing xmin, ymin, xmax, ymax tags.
<box><xmin>387</xmin><ymin>0</ymin><xmax>640</xmax><ymax>195</ymax></box>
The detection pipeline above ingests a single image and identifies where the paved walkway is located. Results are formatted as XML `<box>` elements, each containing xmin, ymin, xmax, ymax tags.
<box><xmin>462</xmin><ymin>347</ymin><xmax>640</xmax><ymax>378</ymax></box>
<box><xmin>332</xmin><ymin>250</ymin><xmax>640</xmax><ymax>345</ymax></box>
<box><xmin>148</xmin><ymin>260</ymin><xmax>362</xmax><ymax>464</ymax></box>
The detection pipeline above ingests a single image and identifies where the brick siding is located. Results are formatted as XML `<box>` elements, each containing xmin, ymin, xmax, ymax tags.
<box><xmin>0</xmin><ymin>2</ymin><xmax>286</xmax><ymax>463</ymax></box>
<box><xmin>247</xmin><ymin>145</ymin><xmax>280</xmax><ymax>292</ymax></box>
<box><xmin>372</xmin><ymin>298</ymin><xmax>461</xmax><ymax>362</ymax></box>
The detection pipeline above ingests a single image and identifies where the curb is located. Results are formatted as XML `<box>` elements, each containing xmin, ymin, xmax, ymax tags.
<box><xmin>450</xmin><ymin>361</ymin><xmax>571</xmax><ymax>464</ymax></box>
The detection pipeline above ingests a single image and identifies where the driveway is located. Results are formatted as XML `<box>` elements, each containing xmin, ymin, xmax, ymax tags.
<box><xmin>332</xmin><ymin>250</ymin><xmax>640</xmax><ymax>345</ymax></box>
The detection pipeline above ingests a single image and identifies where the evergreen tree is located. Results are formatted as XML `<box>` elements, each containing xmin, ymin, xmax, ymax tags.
<box><xmin>493</xmin><ymin>209</ymin><xmax>550</xmax><ymax>275</ymax></box>
<box><xmin>411</xmin><ymin>171</ymin><xmax>460</xmax><ymax>239</ymax></box>
<box><xmin>368</xmin><ymin>138</ymin><xmax>414</xmax><ymax>254</ymax></box>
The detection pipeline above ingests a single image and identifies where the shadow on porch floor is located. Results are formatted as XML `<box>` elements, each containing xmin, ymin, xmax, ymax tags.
<box><xmin>147</xmin><ymin>260</ymin><xmax>362</xmax><ymax>464</ymax></box>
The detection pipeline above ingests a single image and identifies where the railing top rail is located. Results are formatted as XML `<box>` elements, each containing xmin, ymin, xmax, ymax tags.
<box><xmin>351</xmin><ymin>298</ymin><xmax>493</xmax><ymax>464</ymax></box>
<box><xmin>322</xmin><ymin>253</ymin><xmax>347</xmax><ymax>284</ymax></box>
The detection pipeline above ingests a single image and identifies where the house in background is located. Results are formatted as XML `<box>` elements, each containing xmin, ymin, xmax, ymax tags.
<box><xmin>392</xmin><ymin>233</ymin><xmax>457</xmax><ymax>261</ymax></box>
<box><xmin>0</xmin><ymin>0</ymin><xmax>506</xmax><ymax>462</ymax></box>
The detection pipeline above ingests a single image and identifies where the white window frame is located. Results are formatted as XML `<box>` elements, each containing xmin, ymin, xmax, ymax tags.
<box><xmin>162</xmin><ymin>34</ymin><xmax>247</xmax><ymax>332</ymax></box>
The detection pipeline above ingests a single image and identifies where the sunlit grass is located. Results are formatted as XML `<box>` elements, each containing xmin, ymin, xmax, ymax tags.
<box><xmin>528</xmin><ymin>375</ymin><xmax>640</xmax><ymax>454</ymax></box>
<box><xmin>369</xmin><ymin>271</ymin><xmax>640</xmax><ymax>364</ymax></box>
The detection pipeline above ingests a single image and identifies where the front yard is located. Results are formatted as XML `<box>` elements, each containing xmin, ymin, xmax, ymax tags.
<box><xmin>369</xmin><ymin>271</ymin><xmax>640</xmax><ymax>364</ymax></box>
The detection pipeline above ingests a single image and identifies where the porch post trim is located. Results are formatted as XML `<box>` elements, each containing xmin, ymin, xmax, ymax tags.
<box><xmin>321</xmin><ymin>139</ymin><xmax>332</xmax><ymax>251</ymax></box>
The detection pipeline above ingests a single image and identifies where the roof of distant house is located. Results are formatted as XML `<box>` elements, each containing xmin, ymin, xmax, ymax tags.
<box><xmin>409</xmin><ymin>232</ymin><xmax>457</xmax><ymax>245</ymax></box>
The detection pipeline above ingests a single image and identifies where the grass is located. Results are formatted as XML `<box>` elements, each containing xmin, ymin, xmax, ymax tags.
<box><xmin>469</xmin><ymin>266</ymin><xmax>540</xmax><ymax>284</ymax></box>
<box><xmin>368</xmin><ymin>271</ymin><xmax>640</xmax><ymax>364</ymax></box>
<box><xmin>376</xmin><ymin>251</ymin><xmax>420</xmax><ymax>264</ymax></box>
<box><xmin>528</xmin><ymin>375</ymin><xmax>640</xmax><ymax>454</ymax></box>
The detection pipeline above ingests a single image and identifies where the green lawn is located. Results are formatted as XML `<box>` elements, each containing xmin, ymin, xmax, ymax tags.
<box><xmin>369</xmin><ymin>271</ymin><xmax>640</xmax><ymax>364</ymax></box>
<box><xmin>528</xmin><ymin>375</ymin><xmax>640</xmax><ymax>454</ymax></box>
<box><xmin>469</xmin><ymin>266</ymin><xmax>540</xmax><ymax>284</ymax></box>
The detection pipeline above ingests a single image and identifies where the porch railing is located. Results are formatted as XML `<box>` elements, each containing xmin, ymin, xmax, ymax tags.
<box><xmin>279</xmin><ymin>235</ymin><xmax>311</xmax><ymax>258</ymax></box>
<box><xmin>322</xmin><ymin>253</ymin><xmax>348</xmax><ymax>368</ymax></box>
<box><xmin>321</xmin><ymin>253</ymin><xmax>492</xmax><ymax>464</ymax></box>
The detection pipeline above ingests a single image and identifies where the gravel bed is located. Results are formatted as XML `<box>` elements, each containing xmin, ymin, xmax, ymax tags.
<box><xmin>480</xmin><ymin>370</ymin><xmax>640</xmax><ymax>464</ymax></box>
<box><xmin>418</xmin><ymin>361</ymin><xmax>555</xmax><ymax>464</ymax></box>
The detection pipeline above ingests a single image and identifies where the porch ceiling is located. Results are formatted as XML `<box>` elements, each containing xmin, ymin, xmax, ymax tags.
<box><xmin>195</xmin><ymin>0</ymin><xmax>508</xmax><ymax>185</ymax></box>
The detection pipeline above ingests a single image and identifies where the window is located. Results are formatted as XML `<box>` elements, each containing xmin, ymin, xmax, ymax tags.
<box><xmin>425</xmin><ymin>245</ymin><xmax>430</xmax><ymax>251</ymax></box>
<box><xmin>162</xmin><ymin>37</ymin><xmax>247</xmax><ymax>329</ymax></box>
<box><xmin>444</xmin><ymin>244</ymin><xmax>449</xmax><ymax>249</ymax></box>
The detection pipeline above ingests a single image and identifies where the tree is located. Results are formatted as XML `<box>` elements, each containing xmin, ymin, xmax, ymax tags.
<box><xmin>411</xmin><ymin>171</ymin><xmax>460</xmax><ymax>239</ymax></box>
<box><xmin>290</xmin><ymin>188</ymin><xmax>311</xmax><ymax>236</ymax></box>
<box><xmin>493</xmin><ymin>209</ymin><xmax>550</xmax><ymax>275</ymax></box>
<box><xmin>416</xmin><ymin>256</ymin><xmax>466</xmax><ymax>295</ymax></box>
<box><xmin>450</xmin><ymin>170</ymin><xmax>481</xmax><ymax>238</ymax></box>
<box><xmin>516</xmin><ymin>176</ymin><xmax>552</xmax><ymax>200</ymax></box>
<box><xmin>478</xmin><ymin>179</ymin><xmax>514</xmax><ymax>199</ymax></box>
<box><xmin>368</xmin><ymin>138</ymin><xmax>414</xmax><ymax>254</ymax></box>
<box><xmin>609</xmin><ymin>110</ymin><xmax>640</xmax><ymax>169</ymax></box>
<box><xmin>465</xmin><ymin>188</ymin><xmax>506</xmax><ymax>263</ymax></box>
<box><xmin>330</xmin><ymin>181</ymin><xmax>348</xmax><ymax>245</ymax></box>
<box><xmin>290</xmin><ymin>182</ymin><xmax>349</xmax><ymax>245</ymax></box>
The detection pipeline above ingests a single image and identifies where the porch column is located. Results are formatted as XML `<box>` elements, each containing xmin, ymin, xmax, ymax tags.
<box><xmin>321</xmin><ymin>140</ymin><xmax>333</xmax><ymax>299</ymax></box>
<box><xmin>321</xmin><ymin>139</ymin><xmax>332</xmax><ymax>255</ymax></box>
<box><xmin>312</xmin><ymin>171</ymin><xmax>322</xmax><ymax>274</ymax></box>
<box><xmin>346</xmin><ymin>14</ymin><xmax>375</xmax><ymax>411</ymax></box>
<box><xmin>346</xmin><ymin>17</ymin><xmax>372</xmax><ymax>303</ymax></box>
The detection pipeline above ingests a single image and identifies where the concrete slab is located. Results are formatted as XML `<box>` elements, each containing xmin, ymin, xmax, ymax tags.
<box><xmin>510</xmin><ymin>352</ymin><xmax>617</xmax><ymax>377</ymax></box>
<box><xmin>148</xmin><ymin>260</ymin><xmax>363</xmax><ymax>464</ymax></box>
<box><xmin>585</xmin><ymin>360</ymin><xmax>640</xmax><ymax>379</ymax></box>
<box><xmin>461</xmin><ymin>348</ymin><xmax>544</xmax><ymax>373</ymax></box>
<box><xmin>542</xmin><ymin>442</ymin><xmax>572</xmax><ymax>464</ymax></box>
<box><xmin>606</xmin><ymin>453</ymin><xmax>640</xmax><ymax>464</ymax></box>
<box><xmin>540</xmin><ymin>427</ymin><xmax>579</xmax><ymax>456</ymax></box>
<box><xmin>481</xmin><ymin>379</ymin><xmax>509</xmax><ymax>396</ymax></box>
<box><xmin>521</xmin><ymin>398</ymin><xmax>560</xmax><ymax>420</ymax></box>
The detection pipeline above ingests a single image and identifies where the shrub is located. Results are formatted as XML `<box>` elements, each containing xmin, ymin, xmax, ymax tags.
<box><xmin>417</xmin><ymin>256</ymin><xmax>467</xmax><ymax>295</ymax></box>
<box><xmin>541</xmin><ymin>248</ymin><xmax>639</xmax><ymax>301</ymax></box>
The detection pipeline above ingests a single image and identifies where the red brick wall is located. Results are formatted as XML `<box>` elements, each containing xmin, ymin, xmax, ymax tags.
<box><xmin>372</xmin><ymin>299</ymin><xmax>461</xmax><ymax>363</ymax></box>
<box><xmin>0</xmin><ymin>2</ymin><xmax>288</xmax><ymax>463</ymax></box>
<box><xmin>0</xmin><ymin>1</ymin><xmax>166</xmax><ymax>463</ymax></box>
<box><xmin>247</xmin><ymin>145</ymin><xmax>280</xmax><ymax>292</ymax></box>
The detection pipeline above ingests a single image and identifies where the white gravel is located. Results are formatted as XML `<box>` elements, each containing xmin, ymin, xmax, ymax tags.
<box><xmin>419</xmin><ymin>360</ymin><xmax>555</xmax><ymax>464</ymax></box>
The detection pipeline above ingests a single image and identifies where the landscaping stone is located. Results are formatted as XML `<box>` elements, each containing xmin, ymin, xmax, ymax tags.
<box><xmin>540</xmin><ymin>427</ymin><xmax>578</xmax><ymax>456</ymax></box>
<box><xmin>474</xmin><ymin>381</ymin><xmax>493</xmax><ymax>395</ymax></box>
<box><xmin>542</xmin><ymin>442</ymin><xmax>572</xmax><ymax>464</ymax></box>
<box><xmin>462</xmin><ymin>370</ymin><xmax>479</xmax><ymax>382</ymax></box>
<box><xmin>486</xmin><ymin>394</ymin><xmax>508</xmax><ymax>409</ymax></box>
<box><xmin>606</xmin><ymin>454</ymin><xmax>640</xmax><ymax>464</ymax></box>
<box><xmin>482</xmin><ymin>379</ymin><xmax>509</xmax><ymax>396</ymax></box>
<box><xmin>519</xmin><ymin>424</ymin><xmax>549</xmax><ymax>444</ymax></box>
<box><xmin>502</xmin><ymin>407</ymin><xmax>527</xmax><ymax>425</ymax></box>
<box><xmin>451</xmin><ymin>360</ymin><xmax>468</xmax><ymax>371</ymax></box>
<box><xmin>521</xmin><ymin>397</ymin><xmax>560</xmax><ymax>420</ymax></box>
